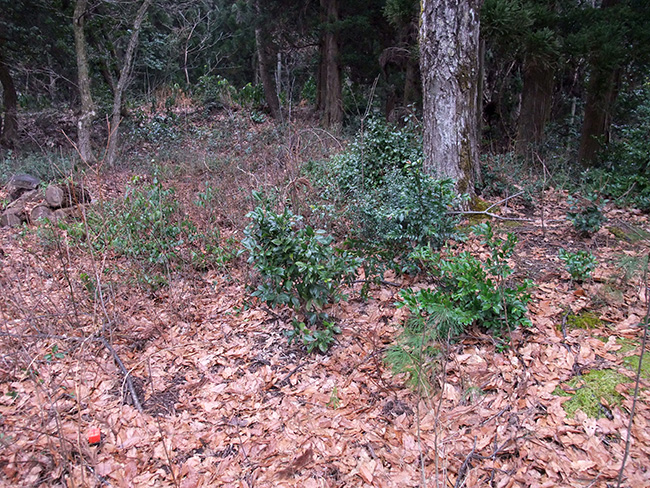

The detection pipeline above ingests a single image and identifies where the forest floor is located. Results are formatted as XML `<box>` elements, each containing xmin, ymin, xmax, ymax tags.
<box><xmin>1</xmin><ymin>114</ymin><xmax>650</xmax><ymax>487</ymax></box>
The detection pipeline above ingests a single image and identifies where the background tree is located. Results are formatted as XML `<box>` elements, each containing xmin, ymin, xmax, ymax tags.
<box><xmin>73</xmin><ymin>0</ymin><xmax>96</xmax><ymax>163</ymax></box>
<box><xmin>317</xmin><ymin>0</ymin><xmax>343</xmax><ymax>129</ymax></box>
<box><xmin>104</xmin><ymin>0</ymin><xmax>153</xmax><ymax>167</ymax></box>
<box><xmin>420</xmin><ymin>0</ymin><xmax>482</xmax><ymax>195</ymax></box>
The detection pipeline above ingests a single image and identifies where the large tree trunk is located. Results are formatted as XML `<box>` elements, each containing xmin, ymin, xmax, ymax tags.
<box><xmin>0</xmin><ymin>47</ymin><xmax>19</xmax><ymax>148</ymax></box>
<box><xmin>578</xmin><ymin>66</ymin><xmax>620</xmax><ymax>167</ymax></box>
<box><xmin>578</xmin><ymin>0</ymin><xmax>621</xmax><ymax>167</ymax></box>
<box><xmin>105</xmin><ymin>0</ymin><xmax>152</xmax><ymax>167</ymax></box>
<box><xmin>73</xmin><ymin>0</ymin><xmax>96</xmax><ymax>163</ymax></box>
<box><xmin>515</xmin><ymin>60</ymin><xmax>554</xmax><ymax>157</ymax></box>
<box><xmin>317</xmin><ymin>0</ymin><xmax>343</xmax><ymax>130</ymax></box>
<box><xmin>420</xmin><ymin>0</ymin><xmax>481</xmax><ymax>196</ymax></box>
<box><xmin>254</xmin><ymin>0</ymin><xmax>280</xmax><ymax>120</ymax></box>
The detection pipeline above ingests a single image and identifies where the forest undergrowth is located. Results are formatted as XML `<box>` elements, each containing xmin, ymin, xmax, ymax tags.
<box><xmin>1</xmin><ymin>109</ymin><xmax>649</xmax><ymax>488</ymax></box>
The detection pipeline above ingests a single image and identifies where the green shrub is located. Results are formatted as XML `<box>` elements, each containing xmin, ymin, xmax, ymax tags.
<box><xmin>401</xmin><ymin>223</ymin><xmax>532</xmax><ymax>338</ymax></box>
<box><xmin>313</xmin><ymin>120</ymin><xmax>461</xmax><ymax>274</ymax></box>
<box><xmin>388</xmin><ymin>223</ymin><xmax>532</xmax><ymax>387</ymax></box>
<box><xmin>196</xmin><ymin>74</ymin><xmax>237</xmax><ymax>110</ymax></box>
<box><xmin>327</xmin><ymin>118</ymin><xmax>422</xmax><ymax>193</ymax></box>
<box><xmin>241</xmin><ymin>193</ymin><xmax>362</xmax><ymax>352</ymax></box>
<box><xmin>237</xmin><ymin>83</ymin><xmax>265</xmax><ymax>109</ymax></box>
<box><xmin>584</xmin><ymin>169</ymin><xmax>650</xmax><ymax>212</ymax></box>
<box><xmin>567</xmin><ymin>195</ymin><xmax>605</xmax><ymax>236</ymax></box>
<box><xmin>558</xmin><ymin>249</ymin><xmax>597</xmax><ymax>282</ymax></box>
<box><xmin>64</xmin><ymin>176</ymin><xmax>231</xmax><ymax>285</ymax></box>
<box><xmin>603</xmin><ymin>81</ymin><xmax>650</xmax><ymax>176</ymax></box>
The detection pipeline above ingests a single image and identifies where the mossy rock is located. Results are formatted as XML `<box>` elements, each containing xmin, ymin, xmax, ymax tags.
<box><xmin>554</xmin><ymin>369</ymin><xmax>629</xmax><ymax>418</ymax></box>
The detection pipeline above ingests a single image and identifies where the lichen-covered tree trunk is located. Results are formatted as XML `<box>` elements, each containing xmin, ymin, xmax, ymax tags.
<box><xmin>317</xmin><ymin>0</ymin><xmax>343</xmax><ymax>131</ymax></box>
<box><xmin>0</xmin><ymin>49</ymin><xmax>18</xmax><ymax>148</ymax></box>
<box><xmin>420</xmin><ymin>0</ymin><xmax>481</xmax><ymax>196</ymax></box>
<box><xmin>73</xmin><ymin>0</ymin><xmax>96</xmax><ymax>163</ymax></box>
<box><xmin>516</xmin><ymin>61</ymin><xmax>554</xmax><ymax>157</ymax></box>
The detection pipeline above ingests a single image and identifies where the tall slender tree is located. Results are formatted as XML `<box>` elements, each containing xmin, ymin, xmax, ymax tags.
<box><xmin>73</xmin><ymin>0</ymin><xmax>96</xmax><ymax>163</ymax></box>
<box><xmin>317</xmin><ymin>0</ymin><xmax>343</xmax><ymax>130</ymax></box>
<box><xmin>420</xmin><ymin>0</ymin><xmax>482</xmax><ymax>195</ymax></box>
<box><xmin>105</xmin><ymin>0</ymin><xmax>153</xmax><ymax>167</ymax></box>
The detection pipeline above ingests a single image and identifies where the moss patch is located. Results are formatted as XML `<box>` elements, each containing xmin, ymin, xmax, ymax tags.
<box><xmin>468</xmin><ymin>197</ymin><xmax>493</xmax><ymax>224</ymax></box>
<box><xmin>616</xmin><ymin>337</ymin><xmax>639</xmax><ymax>354</ymax></box>
<box><xmin>566</xmin><ymin>311</ymin><xmax>602</xmax><ymax>330</ymax></box>
<box><xmin>555</xmin><ymin>369</ymin><xmax>629</xmax><ymax>418</ymax></box>
<box><xmin>622</xmin><ymin>355</ymin><xmax>650</xmax><ymax>379</ymax></box>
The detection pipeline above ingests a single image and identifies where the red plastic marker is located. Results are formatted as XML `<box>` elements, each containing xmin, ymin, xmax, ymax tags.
<box><xmin>87</xmin><ymin>427</ymin><xmax>101</xmax><ymax>445</ymax></box>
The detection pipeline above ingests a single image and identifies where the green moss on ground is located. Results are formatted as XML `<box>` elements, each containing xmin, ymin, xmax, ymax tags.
<box><xmin>616</xmin><ymin>337</ymin><xmax>638</xmax><ymax>354</ymax></box>
<box><xmin>555</xmin><ymin>369</ymin><xmax>629</xmax><ymax>418</ymax></box>
<box><xmin>622</xmin><ymin>355</ymin><xmax>650</xmax><ymax>379</ymax></box>
<box><xmin>468</xmin><ymin>197</ymin><xmax>492</xmax><ymax>225</ymax></box>
<box><xmin>566</xmin><ymin>311</ymin><xmax>603</xmax><ymax>330</ymax></box>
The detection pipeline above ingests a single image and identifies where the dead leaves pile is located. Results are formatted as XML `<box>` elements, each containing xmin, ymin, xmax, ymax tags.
<box><xmin>1</xmin><ymin>189</ymin><xmax>649</xmax><ymax>487</ymax></box>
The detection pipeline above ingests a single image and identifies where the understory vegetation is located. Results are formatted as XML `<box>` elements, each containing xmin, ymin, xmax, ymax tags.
<box><xmin>1</xmin><ymin>86</ymin><xmax>649</xmax><ymax>487</ymax></box>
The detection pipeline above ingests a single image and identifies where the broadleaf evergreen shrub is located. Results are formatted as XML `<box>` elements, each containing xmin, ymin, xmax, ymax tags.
<box><xmin>388</xmin><ymin>224</ymin><xmax>532</xmax><ymax>389</ymax></box>
<box><xmin>558</xmin><ymin>249</ymin><xmax>597</xmax><ymax>282</ymax></box>
<box><xmin>312</xmin><ymin>119</ymin><xmax>461</xmax><ymax>274</ymax></box>
<box><xmin>566</xmin><ymin>195</ymin><xmax>605</xmax><ymax>236</ymax></box>
<box><xmin>241</xmin><ymin>192</ymin><xmax>362</xmax><ymax>352</ymax></box>
<box><xmin>400</xmin><ymin>223</ymin><xmax>532</xmax><ymax>339</ymax></box>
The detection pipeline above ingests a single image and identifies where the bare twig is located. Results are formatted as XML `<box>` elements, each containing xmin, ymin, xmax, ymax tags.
<box><xmin>454</xmin><ymin>437</ymin><xmax>477</xmax><ymax>488</ymax></box>
<box><xmin>97</xmin><ymin>337</ymin><xmax>143</xmax><ymax>413</ymax></box>
<box><xmin>616</xmin><ymin>255</ymin><xmax>650</xmax><ymax>488</ymax></box>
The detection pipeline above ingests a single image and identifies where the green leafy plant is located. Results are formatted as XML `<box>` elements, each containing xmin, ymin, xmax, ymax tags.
<box><xmin>389</xmin><ymin>223</ymin><xmax>532</xmax><ymax>387</ymax></box>
<box><xmin>312</xmin><ymin>120</ymin><xmax>461</xmax><ymax>274</ymax></box>
<box><xmin>326</xmin><ymin>386</ymin><xmax>340</xmax><ymax>409</ymax></box>
<box><xmin>567</xmin><ymin>196</ymin><xmax>605</xmax><ymax>236</ymax></box>
<box><xmin>63</xmin><ymin>176</ymin><xmax>231</xmax><ymax>286</ymax></box>
<box><xmin>559</xmin><ymin>249</ymin><xmax>598</xmax><ymax>282</ymax></box>
<box><xmin>241</xmin><ymin>193</ymin><xmax>361</xmax><ymax>352</ymax></box>
<box><xmin>44</xmin><ymin>344</ymin><xmax>65</xmax><ymax>362</ymax></box>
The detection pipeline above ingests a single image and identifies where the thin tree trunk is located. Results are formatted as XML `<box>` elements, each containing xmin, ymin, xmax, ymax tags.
<box><xmin>318</xmin><ymin>0</ymin><xmax>342</xmax><ymax>130</ymax></box>
<box><xmin>516</xmin><ymin>61</ymin><xmax>554</xmax><ymax>157</ymax></box>
<box><xmin>105</xmin><ymin>0</ymin><xmax>153</xmax><ymax>167</ymax></box>
<box><xmin>0</xmin><ymin>49</ymin><xmax>18</xmax><ymax>148</ymax></box>
<box><xmin>73</xmin><ymin>0</ymin><xmax>96</xmax><ymax>163</ymax></box>
<box><xmin>420</xmin><ymin>0</ymin><xmax>482</xmax><ymax>196</ymax></box>
<box><xmin>254</xmin><ymin>0</ymin><xmax>280</xmax><ymax>120</ymax></box>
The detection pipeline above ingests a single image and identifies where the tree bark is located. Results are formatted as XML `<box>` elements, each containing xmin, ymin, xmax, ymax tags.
<box><xmin>317</xmin><ymin>0</ymin><xmax>343</xmax><ymax>130</ymax></box>
<box><xmin>420</xmin><ymin>0</ymin><xmax>482</xmax><ymax>196</ymax></box>
<box><xmin>105</xmin><ymin>0</ymin><xmax>153</xmax><ymax>167</ymax></box>
<box><xmin>578</xmin><ymin>66</ymin><xmax>620</xmax><ymax>167</ymax></box>
<box><xmin>515</xmin><ymin>60</ymin><xmax>554</xmax><ymax>157</ymax></box>
<box><xmin>0</xmin><ymin>48</ymin><xmax>19</xmax><ymax>148</ymax></box>
<box><xmin>73</xmin><ymin>0</ymin><xmax>96</xmax><ymax>163</ymax></box>
<box><xmin>578</xmin><ymin>0</ymin><xmax>621</xmax><ymax>167</ymax></box>
<box><xmin>254</xmin><ymin>0</ymin><xmax>280</xmax><ymax>120</ymax></box>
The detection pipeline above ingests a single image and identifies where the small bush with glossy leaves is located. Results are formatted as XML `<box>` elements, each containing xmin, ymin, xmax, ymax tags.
<box><xmin>559</xmin><ymin>249</ymin><xmax>597</xmax><ymax>282</ymax></box>
<box><xmin>241</xmin><ymin>193</ymin><xmax>362</xmax><ymax>352</ymax></box>
<box><xmin>567</xmin><ymin>196</ymin><xmax>605</xmax><ymax>236</ymax></box>
<box><xmin>313</xmin><ymin>120</ymin><xmax>461</xmax><ymax>273</ymax></box>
